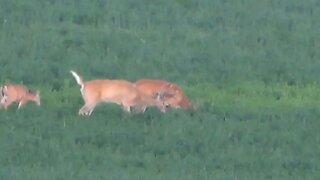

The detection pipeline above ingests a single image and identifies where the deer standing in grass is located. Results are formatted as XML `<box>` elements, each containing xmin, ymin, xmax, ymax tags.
<box><xmin>134</xmin><ymin>79</ymin><xmax>193</xmax><ymax>110</ymax></box>
<box><xmin>70</xmin><ymin>70</ymin><xmax>168</xmax><ymax>116</ymax></box>
<box><xmin>0</xmin><ymin>83</ymin><xmax>41</xmax><ymax>110</ymax></box>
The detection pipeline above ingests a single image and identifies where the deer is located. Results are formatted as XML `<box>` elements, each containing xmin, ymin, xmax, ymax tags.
<box><xmin>70</xmin><ymin>70</ymin><xmax>169</xmax><ymax>116</ymax></box>
<box><xmin>0</xmin><ymin>83</ymin><xmax>41</xmax><ymax>110</ymax></box>
<box><xmin>134</xmin><ymin>79</ymin><xmax>193</xmax><ymax>110</ymax></box>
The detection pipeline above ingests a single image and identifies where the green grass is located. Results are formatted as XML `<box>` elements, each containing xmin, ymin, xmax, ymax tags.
<box><xmin>1</xmin><ymin>0</ymin><xmax>320</xmax><ymax>179</ymax></box>
<box><xmin>189</xmin><ymin>82</ymin><xmax>320</xmax><ymax>112</ymax></box>
<box><xmin>1</xmin><ymin>108</ymin><xmax>319</xmax><ymax>179</ymax></box>
<box><xmin>0</xmin><ymin>83</ymin><xmax>320</xmax><ymax>179</ymax></box>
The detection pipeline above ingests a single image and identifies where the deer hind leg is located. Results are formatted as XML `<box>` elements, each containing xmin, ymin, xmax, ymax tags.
<box><xmin>152</xmin><ymin>99</ymin><xmax>169</xmax><ymax>113</ymax></box>
<box><xmin>0</xmin><ymin>86</ymin><xmax>3</xmax><ymax>102</ymax></box>
<box><xmin>122</xmin><ymin>105</ymin><xmax>131</xmax><ymax>113</ymax></box>
<box><xmin>1</xmin><ymin>96</ymin><xmax>11</xmax><ymax>110</ymax></box>
<box><xmin>79</xmin><ymin>103</ymin><xmax>96</xmax><ymax>116</ymax></box>
<box><xmin>158</xmin><ymin>106</ymin><xmax>166</xmax><ymax>113</ymax></box>
<box><xmin>1</xmin><ymin>103</ymin><xmax>9</xmax><ymax>110</ymax></box>
<box><xmin>79</xmin><ymin>105</ymin><xmax>92</xmax><ymax>116</ymax></box>
<box><xmin>18</xmin><ymin>100</ymin><xmax>27</xmax><ymax>110</ymax></box>
<box><xmin>86</xmin><ymin>103</ymin><xmax>97</xmax><ymax>116</ymax></box>
<box><xmin>0</xmin><ymin>95</ymin><xmax>4</xmax><ymax>109</ymax></box>
<box><xmin>79</xmin><ymin>105</ymin><xmax>94</xmax><ymax>116</ymax></box>
<box><xmin>79</xmin><ymin>94</ymin><xmax>99</xmax><ymax>116</ymax></box>
<box><xmin>138</xmin><ymin>106</ymin><xmax>147</xmax><ymax>113</ymax></box>
<box><xmin>2</xmin><ymin>102</ymin><xmax>11</xmax><ymax>110</ymax></box>
<box><xmin>154</xmin><ymin>102</ymin><xmax>167</xmax><ymax>113</ymax></box>
<box><xmin>161</xmin><ymin>102</ymin><xmax>171</xmax><ymax>113</ymax></box>
<box><xmin>132</xmin><ymin>105</ymin><xmax>146</xmax><ymax>113</ymax></box>
<box><xmin>78</xmin><ymin>105</ymin><xmax>88</xmax><ymax>115</ymax></box>
<box><xmin>120</xmin><ymin>100</ymin><xmax>133</xmax><ymax>113</ymax></box>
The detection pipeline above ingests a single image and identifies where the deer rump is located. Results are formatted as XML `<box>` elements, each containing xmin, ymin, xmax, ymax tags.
<box><xmin>134</xmin><ymin>79</ymin><xmax>193</xmax><ymax>110</ymax></box>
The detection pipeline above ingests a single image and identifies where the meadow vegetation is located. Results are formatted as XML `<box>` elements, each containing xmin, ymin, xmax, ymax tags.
<box><xmin>0</xmin><ymin>0</ymin><xmax>320</xmax><ymax>179</ymax></box>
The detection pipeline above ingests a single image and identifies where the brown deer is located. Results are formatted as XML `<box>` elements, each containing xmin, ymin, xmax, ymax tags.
<box><xmin>0</xmin><ymin>83</ymin><xmax>40</xmax><ymax>110</ymax></box>
<box><xmin>134</xmin><ymin>79</ymin><xmax>193</xmax><ymax>110</ymax></box>
<box><xmin>70</xmin><ymin>70</ymin><xmax>168</xmax><ymax>116</ymax></box>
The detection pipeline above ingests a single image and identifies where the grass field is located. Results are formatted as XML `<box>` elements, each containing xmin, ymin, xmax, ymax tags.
<box><xmin>0</xmin><ymin>0</ymin><xmax>320</xmax><ymax>179</ymax></box>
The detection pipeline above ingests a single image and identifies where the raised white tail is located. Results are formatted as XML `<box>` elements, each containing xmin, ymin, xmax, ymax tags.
<box><xmin>70</xmin><ymin>70</ymin><xmax>84</xmax><ymax>92</ymax></box>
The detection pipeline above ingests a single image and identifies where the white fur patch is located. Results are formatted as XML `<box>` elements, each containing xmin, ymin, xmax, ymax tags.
<box><xmin>70</xmin><ymin>70</ymin><xmax>84</xmax><ymax>93</ymax></box>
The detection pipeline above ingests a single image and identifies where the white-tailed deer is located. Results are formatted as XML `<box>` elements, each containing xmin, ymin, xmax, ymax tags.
<box><xmin>0</xmin><ymin>83</ymin><xmax>41</xmax><ymax>110</ymax></box>
<box><xmin>134</xmin><ymin>79</ymin><xmax>193</xmax><ymax>110</ymax></box>
<box><xmin>70</xmin><ymin>70</ymin><xmax>168</xmax><ymax>116</ymax></box>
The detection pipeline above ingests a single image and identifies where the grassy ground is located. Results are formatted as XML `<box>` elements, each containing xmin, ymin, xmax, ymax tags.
<box><xmin>0</xmin><ymin>83</ymin><xmax>320</xmax><ymax>179</ymax></box>
<box><xmin>190</xmin><ymin>82</ymin><xmax>320</xmax><ymax>111</ymax></box>
<box><xmin>0</xmin><ymin>0</ymin><xmax>320</xmax><ymax>179</ymax></box>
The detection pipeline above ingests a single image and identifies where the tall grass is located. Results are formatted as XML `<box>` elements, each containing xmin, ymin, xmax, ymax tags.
<box><xmin>0</xmin><ymin>0</ymin><xmax>319</xmax><ymax>85</ymax></box>
<box><xmin>0</xmin><ymin>0</ymin><xmax>320</xmax><ymax>179</ymax></box>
